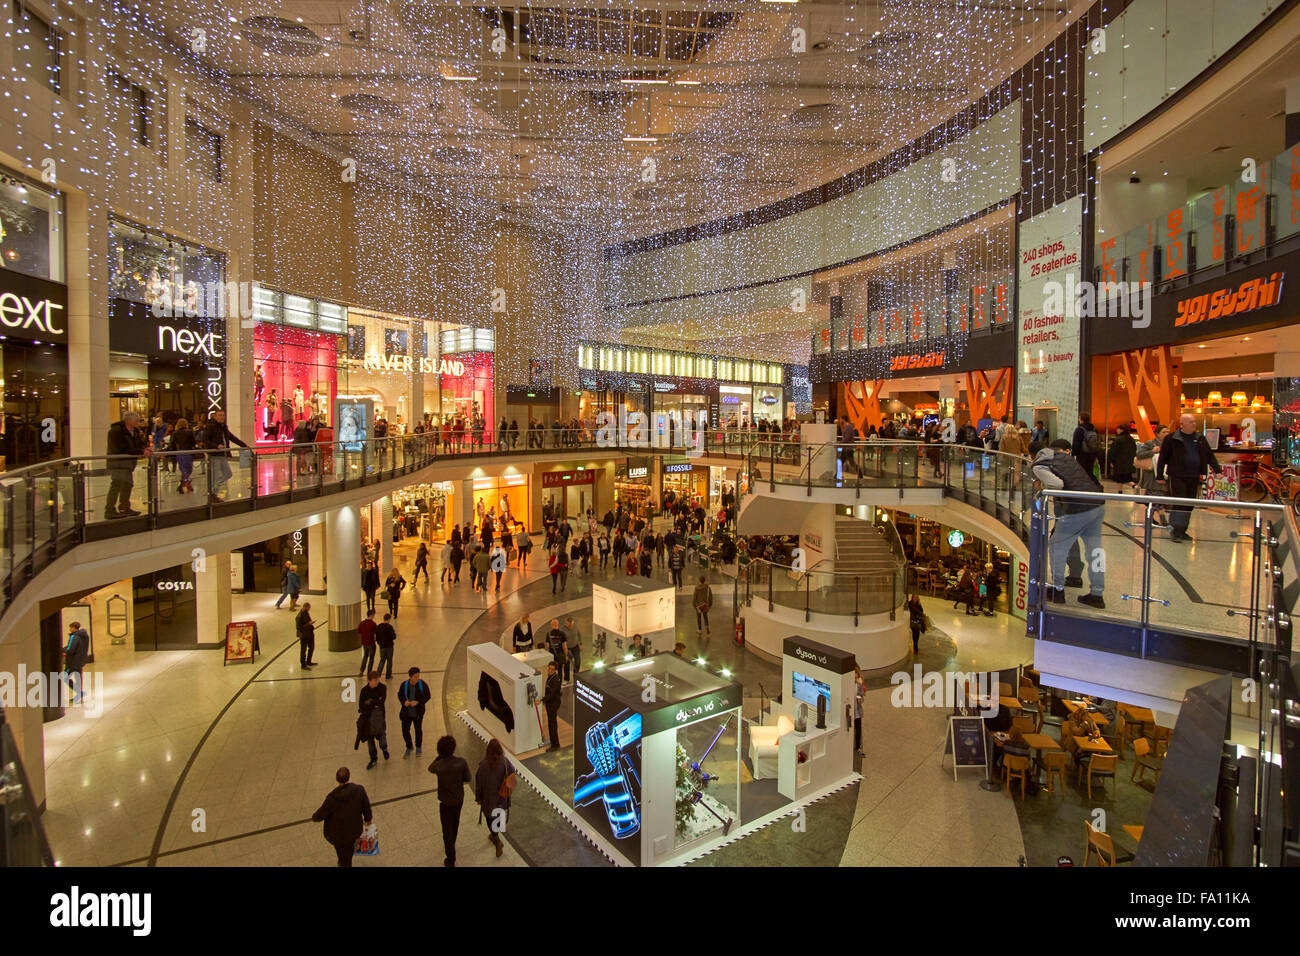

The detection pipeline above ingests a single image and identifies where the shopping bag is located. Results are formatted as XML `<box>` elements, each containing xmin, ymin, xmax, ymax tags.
<box><xmin>354</xmin><ymin>822</ymin><xmax>379</xmax><ymax>856</ymax></box>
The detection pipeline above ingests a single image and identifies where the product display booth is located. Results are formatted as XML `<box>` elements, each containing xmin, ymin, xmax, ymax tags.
<box><xmin>466</xmin><ymin>643</ymin><xmax>551</xmax><ymax>755</ymax></box>
<box><xmin>573</xmin><ymin>654</ymin><xmax>742</xmax><ymax>866</ymax></box>
<box><xmin>746</xmin><ymin>636</ymin><xmax>857</xmax><ymax>801</ymax></box>
<box><xmin>591</xmin><ymin>577</ymin><xmax>676</xmax><ymax>659</ymax></box>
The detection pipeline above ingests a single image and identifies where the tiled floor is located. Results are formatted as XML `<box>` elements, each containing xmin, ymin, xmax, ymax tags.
<box><xmin>40</xmin><ymin>535</ymin><xmax>1074</xmax><ymax>867</ymax></box>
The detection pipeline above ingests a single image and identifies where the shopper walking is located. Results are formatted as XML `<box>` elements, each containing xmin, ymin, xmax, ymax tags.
<box><xmin>471</xmin><ymin>546</ymin><xmax>490</xmax><ymax>593</ymax></box>
<box><xmin>279</xmin><ymin>563</ymin><xmax>302</xmax><ymax>610</ymax></box>
<box><xmin>475</xmin><ymin>738</ymin><xmax>514</xmax><ymax>858</ymax></box>
<box><xmin>62</xmin><ymin>620</ymin><xmax>91</xmax><ymax>704</ymax></box>
<box><xmin>543</xmin><ymin>661</ymin><xmax>562</xmax><ymax>751</ymax></box>
<box><xmin>201</xmin><ymin>410</ymin><xmax>248</xmax><ymax>502</ymax></box>
<box><xmin>490</xmin><ymin>540</ymin><xmax>506</xmax><ymax>592</ymax></box>
<box><xmin>669</xmin><ymin>545</ymin><xmax>685</xmax><ymax>588</ymax></box>
<box><xmin>273</xmin><ymin>560</ymin><xmax>293</xmax><ymax>609</ymax></box>
<box><xmin>362</xmin><ymin>562</ymin><xmax>381</xmax><ymax>614</ymax></box>
<box><xmin>439</xmin><ymin>540</ymin><xmax>453</xmax><ymax>582</ymax></box>
<box><xmin>906</xmin><ymin>593</ymin><xmax>925</xmax><ymax>654</ymax></box>
<box><xmin>1107</xmin><ymin>425</ymin><xmax>1138</xmax><ymax>488</ymax></box>
<box><xmin>853</xmin><ymin>665</ymin><xmax>866</xmax><ymax>757</ymax></box>
<box><xmin>412</xmin><ymin>542</ymin><xmax>430</xmax><ymax>584</ymax></box>
<box><xmin>449</xmin><ymin>540</ymin><xmax>464</xmax><ymax>583</ymax></box>
<box><xmin>357</xmin><ymin>610</ymin><xmax>377</xmax><ymax>675</ymax></box>
<box><xmin>296</xmin><ymin>603</ymin><xmax>317</xmax><ymax>668</ymax></box>
<box><xmin>692</xmin><ymin>576</ymin><xmax>713</xmax><ymax>633</ymax></box>
<box><xmin>172</xmin><ymin>418</ymin><xmax>196</xmax><ymax>493</ymax></box>
<box><xmin>598</xmin><ymin>532</ymin><xmax>610</xmax><ymax>569</ymax></box>
<box><xmin>384</xmin><ymin>568</ymin><xmax>406</xmax><ymax>619</ymax></box>
<box><xmin>397</xmin><ymin>666</ymin><xmax>431</xmax><ymax>757</ymax></box>
<box><xmin>312</xmin><ymin>767</ymin><xmax>372</xmax><ymax>867</ymax></box>
<box><xmin>428</xmin><ymin>735</ymin><xmax>472</xmax><ymax>867</ymax></box>
<box><xmin>515</xmin><ymin>523</ymin><xmax>531</xmax><ymax>569</ymax></box>
<box><xmin>1033</xmin><ymin>440</ymin><xmax>1107</xmax><ymax>608</ymax></box>
<box><xmin>563</xmin><ymin>615</ymin><xmax>582</xmax><ymax>680</ymax></box>
<box><xmin>357</xmin><ymin>671</ymin><xmax>389</xmax><ymax>769</ymax></box>
<box><xmin>375</xmin><ymin>612</ymin><xmax>397</xmax><ymax>680</ymax></box>
<box><xmin>104</xmin><ymin>411</ymin><xmax>146</xmax><ymax>519</ymax></box>
<box><xmin>1156</xmin><ymin>413</ymin><xmax>1221</xmax><ymax>543</ymax></box>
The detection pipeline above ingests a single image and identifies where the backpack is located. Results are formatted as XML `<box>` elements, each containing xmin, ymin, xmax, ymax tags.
<box><xmin>1082</xmin><ymin>428</ymin><xmax>1101</xmax><ymax>456</ymax></box>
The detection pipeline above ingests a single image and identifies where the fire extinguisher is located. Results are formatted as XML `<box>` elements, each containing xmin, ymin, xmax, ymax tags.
<box><xmin>734</xmin><ymin>616</ymin><xmax>745</xmax><ymax>646</ymax></box>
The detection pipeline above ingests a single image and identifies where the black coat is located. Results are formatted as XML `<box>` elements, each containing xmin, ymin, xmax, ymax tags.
<box><xmin>312</xmin><ymin>782</ymin><xmax>372</xmax><ymax>846</ymax></box>
<box><xmin>1156</xmin><ymin>430</ymin><xmax>1220</xmax><ymax>481</ymax></box>
<box><xmin>397</xmin><ymin>678</ymin><xmax>430</xmax><ymax>719</ymax></box>
<box><xmin>64</xmin><ymin>628</ymin><xmax>91</xmax><ymax>670</ymax></box>
<box><xmin>362</xmin><ymin>566</ymin><xmax>381</xmax><ymax>594</ymax></box>
<box><xmin>105</xmin><ymin>422</ymin><xmax>145</xmax><ymax>471</ymax></box>
<box><xmin>201</xmin><ymin>420</ymin><xmax>247</xmax><ymax>457</ymax></box>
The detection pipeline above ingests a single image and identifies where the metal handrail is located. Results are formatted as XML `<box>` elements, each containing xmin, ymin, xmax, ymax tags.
<box><xmin>1039</xmin><ymin>487</ymin><xmax>1288</xmax><ymax>512</ymax></box>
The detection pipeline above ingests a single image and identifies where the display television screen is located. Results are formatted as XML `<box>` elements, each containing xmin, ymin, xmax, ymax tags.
<box><xmin>792</xmin><ymin>671</ymin><xmax>831</xmax><ymax>707</ymax></box>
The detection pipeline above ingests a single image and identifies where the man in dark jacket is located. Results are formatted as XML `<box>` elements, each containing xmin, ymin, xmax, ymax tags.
<box><xmin>1033</xmin><ymin>441</ymin><xmax>1106</xmax><ymax>608</ymax></box>
<box><xmin>312</xmin><ymin>767</ymin><xmax>372</xmax><ymax>867</ymax></box>
<box><xmin>397</xmin><ymin>666</ymin><xmax>431</xmax><ymax>757</ymax></box>
<box><xmin>358</xmin><ymin>671</ymin><xmax>389</xmax><ymax>768</ymax></box>
<box><xmin>543</xmin><ymin>661</ymin><xmax>562</xmax><ymax>752</ymax></box>
<box><xmin>375</xmin><ymin>613</ymin><xmax>397</xmax><ymax>680</ymax></box>
<box><xmin>1071</xmin><ymin>413</ymin><xmax>1100</xmax><ymax>478</ymax></box>
<box><xmin>201</xmin><ymin>410</ymin><xmax>248</xmax><ymax>501</ymax></box>
<box><xmin>1156</xmin><ymin>413</ymin><xmax>1221</xmax><ymax>543</ymax></box>
<box><xmin>63</xmin><ymin>620</ymin><xmax>91</xmax><ymax>704</ymax></box>
<box><xmin>427</xmin><ymin>734</ymin><xmax>472</xmax><ymax>866</ymax></box>
<box><xmin>1107</xmin><ymin>425</ymin><xmax>1138</xmax><ymax>486</ymax></box>
<box><xmin>104</xmin><ymin>412</ymin><xmax>146</xmax><ymax>519</ymax></box>
<box><xmin>296</xmin><ymin>602</ymin><xmax>317</xmax><ymax>668</ymax></box>
<box><xmin>361</xmin><ymin>562</ymin><xmax>381</xmax><ymax>613</ymax></box>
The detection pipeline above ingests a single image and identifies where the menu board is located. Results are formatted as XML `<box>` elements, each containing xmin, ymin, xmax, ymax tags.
<box><xmin>224</xmin><ymin>621</ymin><xmax>259</xmax><ymax>665</ymax></box>
<box><xmin>942</xmin><ymin>715</ymin><xmax>989</xmax><ymax>780</ymax></box>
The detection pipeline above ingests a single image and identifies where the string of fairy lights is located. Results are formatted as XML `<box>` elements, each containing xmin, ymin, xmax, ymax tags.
<box><xmin>1</xmin><ymin>0</ymin><xmax>1085</xmax><ymax>382</ymax></box>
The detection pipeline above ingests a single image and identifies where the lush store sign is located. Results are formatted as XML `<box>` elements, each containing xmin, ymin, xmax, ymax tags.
<box><xmin>0</xmin><ymin>269</ymin><xmax>68</xmax><ymax>345</ymax></box>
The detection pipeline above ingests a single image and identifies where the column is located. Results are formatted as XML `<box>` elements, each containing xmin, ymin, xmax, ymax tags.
<box><xmin>327</xmin><ymin>504</ymin><xmax>362</xmax><ymax>651</ymax></box>
<box><xmin>379</xmin><ymin>496</ymin><xmax>394</xmax><ymax>572</ymax></box>
<box><xmin>458</xmin><ymin>478</ymin><xmax>476</xmax><ymax>534</ymax></box>
<box><xmin>307</xmin><ymin>523</ymin><xmax>326</xmax><ymax>593</ymax></box>
<box><xmin>1287</xmin><ymin>80</ymin><xmax>1300</xmax><ymax>149</ymax></box>
<box><xmin>195</xmin><ymin>553</ymin><xmax>233</xmax><ymax>646</ymax></box>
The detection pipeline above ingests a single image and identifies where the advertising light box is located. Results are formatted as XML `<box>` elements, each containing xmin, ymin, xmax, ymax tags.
<box><xmin>592</xmin><ymin>578</ymin><xmax>675</xmax><ymax>638</ymax></box>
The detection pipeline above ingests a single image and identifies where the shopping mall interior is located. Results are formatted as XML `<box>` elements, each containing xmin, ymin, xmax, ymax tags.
<box><xmin>0</xmin><ymin>0</ymin><xmax>1297</xmax><ymax>907</ymax></box>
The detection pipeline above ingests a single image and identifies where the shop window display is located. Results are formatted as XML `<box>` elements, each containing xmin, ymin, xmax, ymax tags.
<box><xmin>0</xmin><ymin>171</ymin><xmax>63</xmax><ymax>282</ymax></box>
<box><xmin>471</xmin><ymin>475</ymin><xmax>528</xmax><ymax>536</ymax></box>
<box><xmin>254</xmin><ymin>325</ymin><xmax>341</xmax><ymax>441</ymax></box>
<box><xmin>674</xmin><ymin>711</ymin><xmax>740</xmax><ymax>849</ymax></box>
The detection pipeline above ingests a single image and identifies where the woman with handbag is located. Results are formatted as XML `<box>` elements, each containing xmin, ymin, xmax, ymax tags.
<box><xmin>474</xmin><ymin>738</ymin><xmax>515</xmax><ymax>858</ymax></box>
<box><xmin>906</xmin><ymin>593</ymin><xmax>925</xmax><ymax>654</ymax></box>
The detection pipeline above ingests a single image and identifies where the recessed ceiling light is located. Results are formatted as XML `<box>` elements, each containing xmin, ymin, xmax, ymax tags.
<box><xmin>1197</xmin><ymin>343</ymin><xmax>1207</xmax><ymax>348</ymax></box>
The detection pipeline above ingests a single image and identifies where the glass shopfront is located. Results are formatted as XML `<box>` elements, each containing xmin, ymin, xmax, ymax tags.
<box><xmin>0</xmin><ymin>170</ymin><xmax>68</xmax><ymax>468</ymax></box>
<box><xmin>391</xmin><ymin>481</ymin><xmax>451</xmax><ymax>542</ymax></box>
<box><xmin>254</xmin><ymin>324</ymin><xmax>343</xmax><ymax>441</ymax></box>
<box><xmin>661</xmin><ymin>460</ymin><xmax>708</xmax><ymax>507</ymax></box>
<box><xmin>614</xmin><ymin>458</ymin><xmax>652</xmax><ymax>514</ymax></box>
<box><xmin>439</xmin><ymin>350</ymin><xmax>495</xmax><ymax>434</ymax></box>
<box><xmin>541</xmin><ymin>467</ymin><xmax>596</xmax><ymax>522</ymax></box>
<box><xmin>0</xmin><ymin>168</ymin><xmax>64</xmax><ymax>282</ymax></box>
<box><xmin>107</xmin><ymin>218</ymin><xmax>227</xmax><ymax>426</ymax></box>
<box><xmin>470</xmin><ymin>474</ymin><xmax>529</xmax><ymax>535</ymax></box>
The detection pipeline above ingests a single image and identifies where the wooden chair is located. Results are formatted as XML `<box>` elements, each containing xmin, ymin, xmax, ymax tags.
<box><xmin>1131</xmin><ymin>737</ymin><xmax>1162</xmax><ymax>786</ymax></box>
<box><xmin>1079</xmin><ymin>754</ymin><xmax>1118</xmax><ymax>800</ymax></box>
<box><xmin>1018</xmin><ymin>684</ymin><xmax>1043</xmax><ymax>729</ymax></box>
<box><xmin>1011</xmin><ymin>716</ymin><xmax>1036</xmax><ymax>735</ymax></box>
<box><xmin>1003</xmin><ymin>754</ymin><xmax>1031</xmax><ymax>799</ymax></box>
<box><xmin>1145</xmin><ymin>724</ymin><xmax>1172</xmax><ymax>757</ymax></box>
<box><xmin>998</xmin><ymin>681</ymin><xmax>1014</xmax><ymax>698</ymax></box>
<box><xmin>1118</xmin><ymin>712</ymin><xmax>1144</xmax><ymax>753</ymax></box>
<box><xmin>1084</xmin><ymin>822</ymin><xmax>1116</xmax><ymax>866</ymax></box>
<box><xmin>1040</xmin><ymin>751</ymin><xmax>1069</xmax><ymax>793</ymax></box>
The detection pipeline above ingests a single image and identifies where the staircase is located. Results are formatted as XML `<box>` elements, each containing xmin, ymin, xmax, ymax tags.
<box><xmin>834</xmin><ymin>518</ymin><xmax>901</xmax><ymax>575</ymax></box>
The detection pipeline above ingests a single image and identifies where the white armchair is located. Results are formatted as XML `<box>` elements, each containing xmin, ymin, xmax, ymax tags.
<box><xmin>748</xmin><ymin>714</ymin><xmax>794</xmax><ymax>780</ymax></box>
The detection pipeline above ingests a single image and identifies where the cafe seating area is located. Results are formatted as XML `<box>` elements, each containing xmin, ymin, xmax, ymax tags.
<box><xmin>985</xmin><ymin>670</ymin><xmax>1173</xmax><ymax>865</ymax></box>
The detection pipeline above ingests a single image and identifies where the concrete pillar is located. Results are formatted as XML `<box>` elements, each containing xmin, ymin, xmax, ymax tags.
<box><xmin>0</xmin><ymin>605</ymin><xmax>47</xmax><ymax>812</ymax></box>
<box><xmin>308</xmin><ymin>523</ymin><xmax>326</xmax><ymax>593</ymax></box>
<box><xmin>195</xmin><ymin>553</ymin><xmax>233</xmax><ymax>644</ymax></box>
<box><xmin>327</xmin><ymin>504</ymin><xmax>363</xmax><ymax>651</ymax></box>
<box><xmin>457</xmin><ymin>478</ymin><xmax>476</xmax><ymax>535</ymax></box>
<box><xmin>379</xmin><ymin>496</ymin><xmax>394</xmax><ymax>573</ymax></box>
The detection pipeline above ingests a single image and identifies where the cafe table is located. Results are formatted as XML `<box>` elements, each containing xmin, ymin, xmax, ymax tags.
<box><xmin>1074</xmin><ymin>735</ymin><xmax>1113</xmax><ymax>754</ymax></box>
<box><xmin>1118</xmin><ymin>703</ymin><xmax>1155</xmax><ymax>724</ymax></box>
<box><xmin>1062</xmin><ymin>699</ymin><xmax>1110</xmax><ymax>726</ymax></box>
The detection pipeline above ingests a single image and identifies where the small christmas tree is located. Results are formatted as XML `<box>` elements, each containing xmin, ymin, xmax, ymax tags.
<box><xmin>674</xmin><ymin>744</ymin><xmax>696</xmax><ymax>837</ymax></box>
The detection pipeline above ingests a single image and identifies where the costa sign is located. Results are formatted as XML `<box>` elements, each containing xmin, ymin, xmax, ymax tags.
<box><xmin>1174</xmin><ymin>272</ymin><xmax>1284</xmax><ymax>326</ymax></box>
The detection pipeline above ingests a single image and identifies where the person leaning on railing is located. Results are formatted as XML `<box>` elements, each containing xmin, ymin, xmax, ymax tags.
<box><xmin>1032</xmin><ymin>439</ymin><xmax>1106</xmax><ymax>610</ymax></box>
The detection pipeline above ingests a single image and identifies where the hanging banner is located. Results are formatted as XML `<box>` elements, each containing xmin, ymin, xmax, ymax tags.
<box><xmin>1016</xmin><ymin>195</ymin><xmax>1083</xmax><ymax>429</ymax></box>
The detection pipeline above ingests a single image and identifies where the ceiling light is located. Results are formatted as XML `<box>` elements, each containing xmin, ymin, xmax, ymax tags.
<box><xmin>443</xmin><ymin>73</ymin><xmax>477</xmax><ymax>82</ymax></box>
<box><xmin>621</xmin><ymin>77</ymin><xmax>668</xmax><ymax>85</ymax></box>
<box><xmin>623</xmin><ymin>135</ymin><xmax>659</xmax><ymax>143</ymax></box>
<box><xmin>674</xmin><ymin>79</ymin><xmax>701</xmax><ymax>86</ymax></box>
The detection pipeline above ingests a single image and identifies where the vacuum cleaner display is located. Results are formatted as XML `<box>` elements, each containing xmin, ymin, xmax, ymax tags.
<box><xmin>675</xmin><ymin>713</ymin><xmax>737</xmax><ymax>848</ymax></box>
<box><xmin>574</xmin><ymin>708</ymin><xmax>643</xmax><ymax>842</ymax></box>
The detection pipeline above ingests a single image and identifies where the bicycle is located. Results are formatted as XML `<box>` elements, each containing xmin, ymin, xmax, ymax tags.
<box><xmin>1236</xmin><ymin>461</ymin><xmax>1300</xmax><ymax>515</ymax></box>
